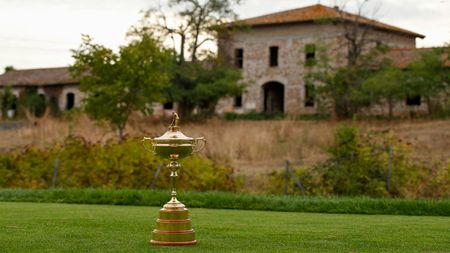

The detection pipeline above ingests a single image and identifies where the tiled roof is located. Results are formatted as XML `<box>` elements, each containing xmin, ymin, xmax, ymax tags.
<box><xmin>235</xmin><ymin>4</ymin><xmax>425</xmax><ymax>38</ymax></box>
<box><xmin>0</xmin><ymin>67</ymin><xmax>78</xmax><ymax>87</ymax></box>
<box><xmin>383</xmin><ymin>48</ymin><xmax>450</xmax><ymax>68</ymax></box>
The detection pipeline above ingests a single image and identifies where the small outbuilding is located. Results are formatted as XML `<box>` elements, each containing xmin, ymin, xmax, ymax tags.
<box><xmin>0</xmin><ymin>67</ymin><xmax>83</xmax><ymax>112</ymax></box>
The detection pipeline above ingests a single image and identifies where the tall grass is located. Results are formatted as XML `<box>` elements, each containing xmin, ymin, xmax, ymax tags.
<box><xmin>1</xmin><ymin>114</ymin><xmax>450</xmax><ymax>175</ymax></box>
<box><xmin>0</xmin><ymin>188</ymin><xmax>448</xmax><ymax>216</ymax></box>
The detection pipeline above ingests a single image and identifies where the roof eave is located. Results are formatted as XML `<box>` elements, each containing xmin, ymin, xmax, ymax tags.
<box><xmin>227</xmin><ymin>19</ymin><xmax>425</xmax><ymax>39</ymax></box>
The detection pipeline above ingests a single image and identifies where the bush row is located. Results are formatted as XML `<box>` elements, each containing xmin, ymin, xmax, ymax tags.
<box><xmin>0</xmin><ymin>137</ymin><xmax>238</xmax><ymax>191</ymax></box>
<box><xmin>0</xmin><ymin>125</ymin><xmax>448</xmax><ymax>198</ymax></box>
<box><xmin>259</xmin><ymin>125</ymin><xmax>450</xmax><ymax>198</ymax></box>
<box><xmin>0</xmin><ymin>188</ymin><xmax>448</xmax><ymax>216</ymax></box>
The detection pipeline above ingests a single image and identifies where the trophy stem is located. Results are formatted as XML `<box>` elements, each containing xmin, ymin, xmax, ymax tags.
<box><xmin>170</xmin><ymin>160</ymin><xmax>178</xmax><ymax>199</ymax></box>
<box><xmin>163</xmin><ymin>154</ymin><xmax>185</xmax><ymax>211</ymax></box>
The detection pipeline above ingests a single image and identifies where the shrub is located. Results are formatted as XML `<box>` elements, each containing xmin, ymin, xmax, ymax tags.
<box><xmin>261</xmin><ymin>125</ymin><xmax>449</xmax><ymax>198</ymax></box>
<box><xmin>18</xmin><ymin>87</ymin><xmax>46</xmax><ymax>117</ymax></box>
<box><xmin>317</xmin><ymin>125</ymin><xmax>388</xmax><ymax>196</ymax></box>
<box><xmin>0</xmin><ymin>137</ymin><xmax>238</xmax><ymax>192</ymax></box>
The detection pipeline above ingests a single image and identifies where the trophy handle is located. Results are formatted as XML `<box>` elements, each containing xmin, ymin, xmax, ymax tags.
<box><xmin>142</xmin><ymin>137</ymin><xmax>155</xmax><ymax>153</ymax></box>
<box><xmin>193</xmin><ymin>137</ymin><xmax>206</xmax><ymax>153</ymax></box>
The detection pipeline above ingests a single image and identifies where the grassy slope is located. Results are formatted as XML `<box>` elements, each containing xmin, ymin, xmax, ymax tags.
<box><xmin>2</xmin><ymin>116</ymin><xmax>449</xmax><ymax>174</ymax></box>
<box><xmin>0</xmin><ymin>202</ymin><xmax>449</xmax><ymax>253</ymax></box>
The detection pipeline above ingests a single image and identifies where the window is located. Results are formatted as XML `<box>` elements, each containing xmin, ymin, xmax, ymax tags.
<box><xmin>66</xmin><ymin>92</ymin><xmax>75</xmax><ymax>110</ymax></box>
<box><xmin>163</xmin><ymin>102</ymin><xmax>174</xmax><ymax>110</ymax></box>
<box><xmin>304</xmin><ymin>82</ymin><xmax>315</xmax><ymax>107</ymax></box>
<box><xmin>406</xmin><ymin>95</ymin><xmax>421</xmax><ymax>106</ymax></box>
<box><xmin>234</xmin><ymin>95</ymin><xmax>242</xmax><ymax>108</ymax></box>
<box><xmin>305</xmin><ymin>44</ymin><xmax>316</xmax><ymax>66</ymax></box>
<box><xmin>269</xmin><ymin>46</ymin><xmax>279</xmax><ymax>67</ymax></box>
<box><xmin>235</xmin><ymin>48</ymin><xmax>243</xmax><ymax>68</ymax></box>
<box><xmin>11</xmin><ymin>95</ymin><xmax>17</xmax><ymax>110</ymax></box>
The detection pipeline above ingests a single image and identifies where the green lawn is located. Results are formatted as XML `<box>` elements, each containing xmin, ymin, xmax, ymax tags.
<box><xmin>0</xmin><ymin>202</ymin><xmax>449</xmax><ymax>253</ymax></box>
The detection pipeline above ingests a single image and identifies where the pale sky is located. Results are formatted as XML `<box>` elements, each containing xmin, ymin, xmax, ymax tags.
<box><xmin>0</xmin><ymin>0</ymin><xmax>449</xmax><ymax>71</ymax></box>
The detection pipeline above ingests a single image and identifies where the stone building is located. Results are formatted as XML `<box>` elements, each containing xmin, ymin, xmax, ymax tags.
<box><xmin>0</xmin><ymin>67</ymin><xmax>83</xmax><ymax>114</ymax></box>
<box><xmin>217</xmin><ymin>4</ymin><xmax>426</xmax><ymax>115</ymax></box>
<box><xmin>0</xmin><ymin>66</ymin><xmax>172</xmax><ymax>117</ymax></box>
<box><xmin>0</xmin><ymin>4</ymin><xmax>435</xmax><ymax>118</ymax></box>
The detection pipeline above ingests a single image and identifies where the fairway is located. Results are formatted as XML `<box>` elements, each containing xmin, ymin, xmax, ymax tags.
<box><xmin>0</xmin><ymin>202</ymin><xmax>449</xmax><ymax>253</ymax></box>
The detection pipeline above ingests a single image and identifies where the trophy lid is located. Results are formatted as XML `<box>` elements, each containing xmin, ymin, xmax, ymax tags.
<box><xmin>154</xmin><ymin>112</ymin><xmax>194</xmax><ymax>142</ymax></box>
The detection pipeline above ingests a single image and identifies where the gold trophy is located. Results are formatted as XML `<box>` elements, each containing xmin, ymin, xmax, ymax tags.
<box><xmin>142</xmin><ymin>112</ymin><xmax>205</xmax><ymax>246</ymax></box>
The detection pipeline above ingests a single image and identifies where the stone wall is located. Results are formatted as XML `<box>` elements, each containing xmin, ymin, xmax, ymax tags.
<box><xmin>217</xmin><ymin>22</ymin><xmax>418</xmax><ymax>115</ymax></box>
<box><xmin>59</xmin><ymin>84</ymin><xmax>84</xmax><ymax>111</ymax></box>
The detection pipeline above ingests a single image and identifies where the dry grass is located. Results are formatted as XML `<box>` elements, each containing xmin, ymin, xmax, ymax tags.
<box><xmin>1</xmin><ymin>114</ymin><xmax>449</xmax><ymax>175</ymax></box>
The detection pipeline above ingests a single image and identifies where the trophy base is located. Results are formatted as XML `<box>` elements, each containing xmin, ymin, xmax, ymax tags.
<box><xmin>150</xmin><ymin>240</ymin><xmax>197</xmax><ymax>246</ymax></box>
<box><xmin>150</xmin><ymin>207</ymin><xmax>196</xmax><ymax>246</ymax></box>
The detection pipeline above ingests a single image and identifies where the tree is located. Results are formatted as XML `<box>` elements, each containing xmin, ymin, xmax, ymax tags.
<box><xmin>146</xmin><ymin>0</ymin><xmax>241</xmax><ymax>64</ymax></box>
<box><xmin>362</xmin><ymin>65</ymin><xmax>406</xmax><ymax>118</ymax></box>
<box><xmin>316</xmin><ymin>64</ymin><xmax>374</xmax><ymax>118</ymax></box>
<box><xmin>404</xmin><ymin>47</ymin><xmax>450</xmax><ymax>115</ymax></box>
<box><xmin>139</xmin><ymin>0</ymin><xmax>245</xmax><ymax>118</ymax></box>
<box><xmin>4</xmin><ymin>66</ymin><xmax>15</xmax><ymax>73</ymax></box>
<box><xmin>312</xmin><ymin>2</ymin><xmax>388</xmax><ymax>119</ymax></box>
<box><xmin>170</xmin><ymin>58</ymin><xmax>244</xmax><ymax>117</ymax></box>
<box><xmin>70</xmin><ymin>33</ymin><xmax>172</xmax><ymax>141</ymax></box>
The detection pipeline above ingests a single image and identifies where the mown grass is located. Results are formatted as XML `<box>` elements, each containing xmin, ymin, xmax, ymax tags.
<box><xmin>0</xmin><ymin>202</ymin><xmax>449</xmax><ymax>253</ymax></box>
<box><xmin>0</xmin><ymin>188</ymin><xmax>449</xmax><ymax>216</ymax></box>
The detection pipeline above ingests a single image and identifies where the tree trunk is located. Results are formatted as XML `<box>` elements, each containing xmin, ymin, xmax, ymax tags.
<box><xmin>425</xmin><ymin>96</ymin><xmax>437</xmax><ymax>116</ymax></box>
<box><xmin>191</xmin><ymin>9</ymin><xmax>205</xmax><ymax>63</ymax></box>
<box><xmin>177</xmin><ymin>99</ymin><xmax>194</xmax><ymax>119</ymax></box>
<box><xmin>118</xmin><ymin>127</ymin><xmax>125</xmax><ymax>143</ymax></box>
<box><xmin>179</xmin><ymin>34</ymin><xmax>186</xmax><ymax>65</ymax></box>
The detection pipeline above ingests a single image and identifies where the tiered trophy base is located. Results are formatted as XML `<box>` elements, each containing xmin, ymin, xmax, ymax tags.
<box><xmin>150</xmin><ymin>201</ymin><xmax>196</xmax><ymax>246</ymax></box>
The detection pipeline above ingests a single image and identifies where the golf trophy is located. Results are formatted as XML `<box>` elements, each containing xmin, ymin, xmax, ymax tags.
<box><xmin>142</xmin><ymin>112</ymin><xmax>205</xmax><ymax>246</ymax></box>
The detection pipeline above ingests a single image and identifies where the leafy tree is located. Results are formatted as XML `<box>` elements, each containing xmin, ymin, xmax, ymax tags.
<box><xmin>170</xmin><ymin>59</ymin><xmax>244</xmax><ymax>117</ymax></box>
<box><xmin>362</xmin><ymin>65</ymin><xmax>406</xmax><ymax>118</ymax></box>
<box><xmin>310</xmin><ymin>2</ymin><xmax>393</xmax><ymax>119</ymax></box>
<box><xmin>4</xmin><ymin>66</ymin><xmax>15</xmax><ymax>73</ymax></box>
<box><xmin>315</xmin><ymin>63</ymin><xmax>377</xmax><ymax>119</ymax></box>
<box><xmin>404</xmin><ymin>47</ymin><xmax>450</xmax><ymax>115</ymax></box>
<box><xmin>70</xmin><ymin>33</ymin><xmax>172</xmax><ymax>141</ymax></box>
<box><xmin>141</xmin><ymin>0</ymin><xmax>245</xmax><ymax>118</ymax></box>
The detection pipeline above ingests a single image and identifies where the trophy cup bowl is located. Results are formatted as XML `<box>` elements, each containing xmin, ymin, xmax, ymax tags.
<box><xmin>144</xmin><ymin>134</ymin><xmax>205</xmax><ymax>159</ymax></box>
<box><xmin>142</xmin><ymin>111</ymin><xmax>205</xmax><ymax>159</ymax></box>
<box><xmin>142</xmin><ymin>112</ymin><xmax>205</xmax><ymax>246</ymax></box>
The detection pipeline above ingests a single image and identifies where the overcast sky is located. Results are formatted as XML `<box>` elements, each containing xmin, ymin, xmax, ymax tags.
<box><xmin>0</xmin><ymin>0</ymin><xmax>449</xmax><ymax>71</ymax></box>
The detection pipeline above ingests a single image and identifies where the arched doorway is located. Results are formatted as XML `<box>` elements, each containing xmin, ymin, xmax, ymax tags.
<box><xmin>66</xmin><ymin>92</ymin><xmax>75</xmax><ymax>110</ymax></box>
<box><xmin>263</xmin><ymin>81</ymin><xmax>284</xmax><ymax>114</ymax></box>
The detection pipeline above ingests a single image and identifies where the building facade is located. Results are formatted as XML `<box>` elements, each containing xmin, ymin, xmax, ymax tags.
<box><xmin>0</xmin><ymin>67</ymin><xmax>84</xmax><ymax>115</ymax></box>
<box><xmin>217</xmin><ymin>4</ymin><xmax>426</xmax><ymax>115</ymax></box>
<box><xmin>1</xmin><ymin>4</ymin><xmax>433</xmax><ymax>118</ymax></box>
<box><xmin>0</xmin><ymin>67</ymin><xmax>172</xmax><ymax>117</ymax></box>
